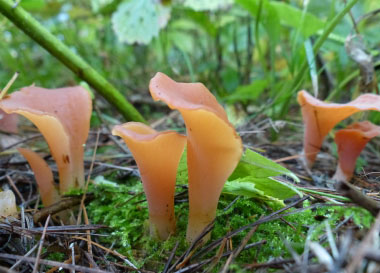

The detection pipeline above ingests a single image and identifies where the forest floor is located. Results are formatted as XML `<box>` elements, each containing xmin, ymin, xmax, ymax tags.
<box><xmin>1</xmin><ymin>103</ymin><xmax>380</xmax><ymax>273</ymax></box>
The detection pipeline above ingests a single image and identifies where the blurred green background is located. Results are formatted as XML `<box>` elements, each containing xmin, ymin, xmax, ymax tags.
<box><xmin>1</xmin><ymin>0</ymin><xmax>379</xmax><ymax>121</ymax></box>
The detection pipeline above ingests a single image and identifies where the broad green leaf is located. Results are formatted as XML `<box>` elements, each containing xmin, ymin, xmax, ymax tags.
<box><xmin>230</xmin><ymin>149</ymin><xmax>299</xmax><ymax>182</ymax></box>
<box><xmin>183</xmin><ymin>9</ymin><xmax>217</xmax><ymax>36</ymax></box>
<box><xmin>239</xmin><ymin>176</ymin><xmax>301</xmax><ymax>199</ymax></box>
<box><xmin>223</xmin><ymin>79</ymin><xmax>268</xmax><ymax>103</ymax></box>
<box><xmin>236</xmin><ymin>0</ymin><xmax>281</xmax><ymax>45</ymax></box>
<box><xmin>20</xmin><ymin>0</ymin><xmax>45</xmax><ymax>11</ymax></box>
<box><xmin>271</xmin><ymin>2</ymin><xmax>325</xmax><ymax>38</ymax></box>
<box><xmin>183</xmin><ymin>0</ymin><xmax>234</xmax><ymax>11</ymax></box>
<box><xmin>223</xmin><ymin>180</ymin><xmax>285</xmax><ymax>207</ymax></box>
<box><xmin>112</xmin><ymin>0</ymin><xmax>171</xmax><ymax>44</ymax></box>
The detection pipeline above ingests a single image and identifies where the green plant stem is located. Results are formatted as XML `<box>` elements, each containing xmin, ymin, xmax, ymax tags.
<box><xmin>0</xmin><ymin>0</ymin><xmax>146</xmax><ymax>123</ymax></box>
<box><xmin>297</xmin><ymin>187</ymin><xmax>350</xmax><ymax>202</ymax></box>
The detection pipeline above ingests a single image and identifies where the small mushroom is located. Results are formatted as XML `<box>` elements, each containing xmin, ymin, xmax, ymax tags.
<box><xmin>18</xmin><ymin>148</ymin><xmax>60</xmax><ymax>207</ymax></box>
<box><xmin>149</xmin><ymin>72</ymin><xmax>243</xmax><ymax>243</ymax></box>
<box><xmin>297</xmin><ymin>90</ymin><xmax>380</xmax><ymax>167</ymax></box>
<box><xmin>112</xmin><ymin>122</ymin><xmax>186</xmax><ymax>240</ymax></box>
<box><xmin>0</xmin><ymin>86</ymin><xmax>92</xmax><ymax>193</ymax></box>
<box><xmin>0</xmin><ymin>190</ymin><xmax>17</xmax><ymax>218</ymax></box>
<box><xmin>333</xmin><ymin>121</ymin><xmax>380</xmax><ymax>182</ymax></box>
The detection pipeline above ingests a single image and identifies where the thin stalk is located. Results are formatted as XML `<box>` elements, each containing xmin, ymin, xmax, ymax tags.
<box><xmin>0</xmin><ymin>0</ymin><xmax>146</xmax><ymax>123</ymax></box>
<box><xmin>276</xmin><ymin>0</ymin><xmax>359</xmax><ymax>117</ymax></box>
<box><xmin>0</xmin><ymin>72</ymin><xmax>18</xmax><ymax>99</ymax></box>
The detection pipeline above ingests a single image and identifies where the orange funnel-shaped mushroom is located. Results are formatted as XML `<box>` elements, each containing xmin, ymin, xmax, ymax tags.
<box><xmin>18</xmin><ymin>148</ymin><xmax>60</xmax><ymax>207</ymax></box>
<box><xmin>0</xmin><ymin>86</ymin><xmax>92</xmax><ymax>193</ymax></box>
<box><xmin>333</xmin><ymin>121</ymin><xmax>380</xmax><ymax>182</ymax></box>
<box><xmin>112</xmin><ymin>122</ymin><xmax>186</xmax><ymax>240</ymax></box>
<box><xmin>149</xmin><ymin>73</ymin><xmax>243</xmax><ymax>243</ymax></box>
<box><xmin>297</xmin><ymin>91</ymin><xmax>380</xmax><ymax>167</ymax></box>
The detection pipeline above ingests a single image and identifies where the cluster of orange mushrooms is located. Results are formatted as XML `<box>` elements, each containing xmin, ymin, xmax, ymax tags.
<box><xmin>1</xmin><ymin>74</ymin><xmax>379</xmax><ymax>242</ymax></box>
<box><xmin>298</xmin><ymin>90</ymin><xmax>380</xmax><ymax>182</ymax></box>
<box><xmin>0</xmin><ymin>73</ymin><xmax>243</xmax><ymax>243</ymax></box>
<box><xmin>114</xmin><ymin>73</ymin><xmax>243</xmax><ymax>242</ymax></box>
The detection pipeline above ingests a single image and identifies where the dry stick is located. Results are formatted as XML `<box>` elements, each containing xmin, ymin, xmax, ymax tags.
<box><xmin>46</xmin><ymin>255</ymin><xmax>81</xmax><ymax>273</ymax></box>
<box><xmin>220</xmin><ymin>221</ymin><xmax>261</xmax><ymax>273</ymax></box>
<box><xmin>345</xmin><ymin>211</ymin><xmax>380</xmax><ymax>273</ymax></box>
<box><xmin>6</xmin><ymin>175</ymin><xmax>25</xmax><ymax>203</ymax></box>
<box><xmin>193</xmin><ymin>196</ymin><xmax>309</xmax><ymax>261</ymax></box>
<box><xmin>0</xmin><ymin>71</ymin><xmax>18</xmax><ymax>99</ymax></box>
<box><xmin>0</xmin><ymin>253</ymin><xmax>111</xmax><ymax>273</ymax></box>
<box><xmin>9</xmin><ymin>243</ymin><xmax>38</xmax><ymax>271</ymax></box>
<box><xmin>173</xmin><ymin>241</ymin><xmax>266</xmax><ymax>273</ymax></box>
<box><xmin>72</xmin><ymin>236</ymin><xmax>140</xmax><ymax>272</ymax></box>
<box><xmin>82</xmin><ymin>204</ymin><xmax>94</xmax><ymax>265</ymax></box>
<box><xmin>204</xmin><ymin>238</ymin><xmax>227</xmax><ymax>273</ymax></box>
<box><xmin>163</xmin><ymin>241</ymin><xmax>180</xmax><ymax>273</ymax></box>
<box><xmin>168</xmin><ymin>220</ymin><xmax>215</xmax><ymax>272</ymax></box>
<box><xmin>32</xmin><ymin>214</ymin><xmax>50</xmax><ymax>273</ymax></box>
<box><xmin>77</xmin><ymin>129</ymin><xmax>100</xmax><ymax>225</ymax></box>
<box><xmin>33</xmin><ymin>195</ymin><xmax>94</xmax><ymax>223</ymax></box>
<box><xmin>337</xmin><ymin>180</ymin><xmax>380</xmax><ymax>216</ymax></box>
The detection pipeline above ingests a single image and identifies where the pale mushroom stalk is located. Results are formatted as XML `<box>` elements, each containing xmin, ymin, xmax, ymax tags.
<box><xmin>333</xmin><ymin>121</ymin><xmax>380</xmax><ymax>182</ymax></box>
<box><xmin>0</xmin><ymin>86</ymin><xmax>92</xmax><ymax>193</ymax></box>
<box><xmin>149</xmin><ymin>73</ymin><xmax>242</xmax><ymax>243</ymax></box>
<box><xmin>18</xmin><ymin>148</ymin><xmax>60</xmax><ymax>207</ymax></box>
<box><xmin>297</xmin><ymin>91</ymin><xmax>380</xmax><ymax>167</ymax></box>
<box><xmin>112</xmin><ymin>122</ymin><xmax>186</xmax><ymax>240</ymax></box>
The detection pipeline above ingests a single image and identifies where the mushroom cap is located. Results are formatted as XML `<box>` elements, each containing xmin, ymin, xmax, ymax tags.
<box><xmin>112</xmin><ymin>122</ymin><xmax>186</xmax><ymax>240</ymax></box>
<box><xmin>0</xmin><ymin>109</ymin><xmax>18</xmax><ymax>134</ymax></box>
<box><xmin>0</xmin><ymin>86</ymin><xmax>92</xmax><ymax>192</ymax></box>
<box><xmin>333</xmin><ymin>121</ymin><xmax>380</xmax><ymax>182</ymax></box>
<box><xmin>149</xmin><ymin>72</ymin><xmax>242</xmax><ymax>242</ymax></box>
<box><xmin>18</xmin><ymin>148</ymin><xmax>60</xmax><ymax>207</ymax></box>
<box><xmin>297</xmin><ymin>90</ymin><xmax>380</xmax><ymax>167</ymax></box>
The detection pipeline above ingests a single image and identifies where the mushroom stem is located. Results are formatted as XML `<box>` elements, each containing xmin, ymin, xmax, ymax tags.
<box><xmin>333</xmin><ymin>121</ymin><xmax>380</xmax><ymax>182</ymax></box>
<box><xmin>297</xmin><ymin>91</ymin><xmax>380</xmax><ymax>167</ymax></box>
<box><xmin>0</xmin><ymin>86</ymin><xmax>92</xmax><ymax>193</ymax></box>
<box><xmin>149</xmin><ymin>73</ymin><xmax>242</xmax><ymax>243</ymax></box>
<box><xmin>112</xmin><ymin>122</ymin><xmax>186</xmax><ymax>240</ymax></box>
<box><xmin>18</xmin><ymin>148</ymin><xmax>60</xmax><ymax>207</ymax></box>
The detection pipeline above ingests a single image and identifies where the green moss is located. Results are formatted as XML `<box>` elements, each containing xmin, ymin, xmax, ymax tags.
<box><xmin>87</xmin><ymin>181</ymin><xmax>374</xmax><ymax>271</ymax></box>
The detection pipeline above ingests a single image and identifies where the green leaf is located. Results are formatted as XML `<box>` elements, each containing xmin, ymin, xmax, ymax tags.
<box><xmin>112</xmin><ymin>0</ymin><xmax>171</xmax><ymax>44</ymax></box>
<box><xmin>182</xmin><ymin>0</ymin><xmax>234</xmax><ymax>11</ymax></box>
<box><xmin>236</xmin><ymin>0</ymin><xmax>281</xmax><ymax>45</ymax></box>
<box><xmin>230</xmin><ymin>149</ymin><xmax>299</xmax><ymax>182</ymax></box>
<box><xmin>223</xmin><ymin>79</ymin><xmax>268</xmax><ymax>103</ymax></box>
<box><xmin>223</xmin><ymin>180</ymin><xmax>285</xmax><ymax>207</ymax></box>
<box><xmin>271</xmin><ymin>2</ymin><xmax>325</xmax><ymax>38</ymax></box>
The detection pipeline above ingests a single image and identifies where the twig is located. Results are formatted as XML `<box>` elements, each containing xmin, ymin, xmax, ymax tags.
<box><xmin>0</xmin><ymin>253</ymin><xmax>111</xmax><ymax>273</ymax></box>
<box><xmin>0</xmin><ymin>71</ymin><xmax>18</xmax><ymax>99</ymax></box>
<box><xmin>336</xmin><ymin>180</ymin><xmax>380</xmax><ymax>216</ymax></box>
<box><xmin>72</xmin><ymin>236</ymin><xmax>140</xmax><ymax>272</ymax></box>
<box><xmin>77</xmin><ymin>128</ymin><xmax>100</xmax><ymax>225</ymax></box>
<box><xmin>221</xmin><ymin>220</ymin><xmax>260</xmax><ymax>272</ymax></box>
<box><xmin>163</xmin><ymin>241</ymin><xmax>179</xmax><ymax>273</ymax></box>
<box><xmin>33</xmin><ymin>195</ymin><xmax>94</xmax><ymax>223</ymax></box>
<box><xmin>32</xmin><ymin>214</ymin><xmax>50</xmax><ymax>273</ymax></box>
<box><xmin>7</xmin><ymin>175</ymin><xmax>25</xmax><ymax>203</ymax></box>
